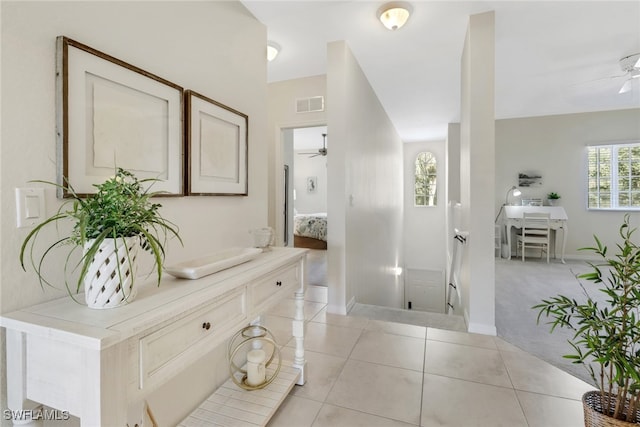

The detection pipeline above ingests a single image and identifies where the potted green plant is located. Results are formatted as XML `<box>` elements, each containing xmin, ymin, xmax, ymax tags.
<box><xmin>20</xmin><ymin>168</ymin><xmax>182</xmax><ymax>309</ymax></box>
<box><xmin>534</xmin><ymin>214</ymin><xmax>639</xmax><ymax>425</ymax></box>
<box><xmin>547</xmin><ymin>192</ymin><xmax>561</xmax><ymax>206</ymax></box>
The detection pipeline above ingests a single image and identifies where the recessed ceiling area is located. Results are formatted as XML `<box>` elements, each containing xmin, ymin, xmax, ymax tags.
<box><xmin>242</xmin><ymin>1</ymin><xmax>640</xmax><ymax>142</ymax></box>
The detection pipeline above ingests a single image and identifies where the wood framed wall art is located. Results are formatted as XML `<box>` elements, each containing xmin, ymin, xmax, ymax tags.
<box><xmin>185</xmin><ymin>90</ymin><xmax>248</xmax><ymax>196</ymax></box>
<box><xmin>56</xmin><ymin>36</ymin><xmax>185</xmax><ymax>197</ymax></box>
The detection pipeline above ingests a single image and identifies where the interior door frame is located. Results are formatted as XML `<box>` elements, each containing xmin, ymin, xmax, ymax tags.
<box><xmin>273</xmin><ymin>120</ymin><xmax>326</xmax><ymax>247</ymax></box>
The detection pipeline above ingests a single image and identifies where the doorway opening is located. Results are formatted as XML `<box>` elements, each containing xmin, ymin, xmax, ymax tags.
<box><xmin>282</xmin><ymin>125</ymin><xmax>328</xmax><ymax>287</ymax></box>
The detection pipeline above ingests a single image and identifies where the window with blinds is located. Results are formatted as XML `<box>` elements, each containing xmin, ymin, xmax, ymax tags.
<box><xmin>587</xmin><ymin>142</ymin><xmax>640</xmax><ymax>210</ymax></box>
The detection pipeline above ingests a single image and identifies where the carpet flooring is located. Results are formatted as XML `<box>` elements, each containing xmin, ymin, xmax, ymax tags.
<box><xmin>495</xmin><ymin>257</ymin><xmax>608</xmax><ymax>386</ymax></box>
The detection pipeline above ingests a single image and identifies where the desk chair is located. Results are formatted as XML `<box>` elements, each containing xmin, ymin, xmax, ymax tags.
<box><xmin>516</xmin><ymin>212</ymin><xmax>550</xmax><ymax>263</ymax></box>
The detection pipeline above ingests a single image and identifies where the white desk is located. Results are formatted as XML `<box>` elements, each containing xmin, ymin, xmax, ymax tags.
<box><xmin>499</xmin><ymin>206</ymin><xmax>568</xmax><ymax>263</ymax></box>
<box><xmin>1</xmin><ymin>248</ymin><xmax>307</xmax><ymax>426</ymax></box>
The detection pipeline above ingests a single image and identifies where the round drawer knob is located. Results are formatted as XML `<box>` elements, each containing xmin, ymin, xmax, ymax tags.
<box><xmin>202</xmin><ymin>322</ymin><xmax>211</xmax><ymax>330</ymax></box>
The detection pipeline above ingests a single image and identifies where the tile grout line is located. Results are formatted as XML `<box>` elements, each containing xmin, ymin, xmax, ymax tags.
<box><xmin>419</xmin><ymin>328</ymin><xmax>429</xmax><ymax>427</ymax></box>
<box><xmin>496</xmin><ymin>339</ymin><xmax>532</xmax><ymax>427</ymax></box>
<box><xmin>308</xmin><ymin>321</ymin><xmax>366</xmax><ymax>425</ymax></box>
<box><xmin>303</xmin><ymin>297</ymin><xmax>333</xmax><ymax>427</ymax></box>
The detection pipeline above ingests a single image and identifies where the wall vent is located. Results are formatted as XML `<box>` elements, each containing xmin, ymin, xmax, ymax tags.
<box><xmin>296</xmin><ymin>96</ymin><xmax>324</xmax><ymax>113</ymax></box>
<box><xmin>405</xmin><ymin>268</ymin><xmax>445</xmax><ymax>313</ymax></box>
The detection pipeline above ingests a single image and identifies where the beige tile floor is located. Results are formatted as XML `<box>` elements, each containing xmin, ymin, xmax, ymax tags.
<box><xmin>264</xmin><ymin>286</ymin><xmax>594</xmax><ymax>427</ymax></box>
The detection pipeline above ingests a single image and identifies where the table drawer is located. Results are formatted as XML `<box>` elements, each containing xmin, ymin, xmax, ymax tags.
<box><xmin>250</xmin><ymin>264</ymin><xmax>299</xmax><ymax>313</ymax></box>
<box><xmin>139</xmin><ymin>287</ymin><xmax>246</xmax><ymax>388</ymax></box>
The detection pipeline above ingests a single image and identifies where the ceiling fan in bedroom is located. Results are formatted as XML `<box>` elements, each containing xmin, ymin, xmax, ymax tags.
<box><xmin>298</xmin><ymin>133</ymin><xmax>327</xmax><ymax>158</ymax></box>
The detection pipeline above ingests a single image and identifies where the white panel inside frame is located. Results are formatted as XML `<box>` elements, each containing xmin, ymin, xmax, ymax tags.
<box><xmin>187</xmin><ymin>90</ymin><xmax>248</xmax><ymax>195</ymax></box>
<box><xmin>199</xmin><ymin>112</ymin><xmax>239</xmax><ymax>182</ymax></box>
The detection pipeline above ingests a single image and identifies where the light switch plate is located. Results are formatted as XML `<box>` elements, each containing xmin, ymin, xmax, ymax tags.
<box><xmin>16</xmin><ymin>188</ymin><xmax>45</xmax><ymax>228</ymax></box>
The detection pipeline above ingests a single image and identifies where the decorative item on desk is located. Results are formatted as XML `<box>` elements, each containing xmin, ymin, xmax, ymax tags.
<box><xmin>251</xmin><ymin>227</ymin><xmax>274</xmax><ymax>249</ymax></box>
<box><xmin>534</xmin><ymin>214</ymin><xmax>640</xmax><ymax>426</ymax></box>
<box><xmin>164</xmin><ymin>247</ymin><xmax>262</xmax><ymax>280</ymax></box>
<box><xmin>228</xmin><ymin>325</ymin><xmax>282</xmax><ymax>390</ymax></box>
<box><xmin>504</xmin><ymin>185</ymin><xmax>522</xmax><ymax>206</ymax></box>
<box><xmin>521</xmin><ymin>198</ymin><xmax>543</xmax><ymax>207</ymax></box>
<box><xmin>19</xmin><ymin>168</ymin><xmax>182</xmax><ymax>309</ymax></box>
<box><xmin>547</xmin><ymin>192</ymin><xmax>561</xmax><ymax>206</ymax></box>
<box><xmin>246</xmin><ymin>349</ymin><xmax>266</xmax><ymax>386</ymax></box>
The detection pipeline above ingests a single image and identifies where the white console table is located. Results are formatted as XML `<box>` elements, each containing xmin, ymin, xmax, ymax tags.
<box><xmin>1</xmin><ymin>248</ymin><xmax>307</xmax><ymax>426</ymax></box>
<box><xmin>499</xmin><ymin>206</ymin><xmax>568</xmax><ymax>263</ymax></box>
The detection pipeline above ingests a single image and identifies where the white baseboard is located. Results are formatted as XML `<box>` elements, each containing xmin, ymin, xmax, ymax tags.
<box><xmin>467</xmin><ymin>322</ymin><xmax>497</xmax><ymax>336</ymax></box>
<box><xmin>327</xmin><ymin>296</ymin><xmax>356</xmax><ymax>316</ymax></box>
<box><xmin>326</xmin><ymin>303</ymin><xmax>348</xmax><ymax>316</ymax></box>
<box><xmin>463</xmin><ymin>306</ymin><xmax>497</xmax><ymax>335</ymax></box>
<box><xmin>559</xmin><ymin>254</ymin><xmax>600</xmax><ymax>262</ymax></box>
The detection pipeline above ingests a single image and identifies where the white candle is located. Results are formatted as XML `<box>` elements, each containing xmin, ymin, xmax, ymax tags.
<box><xmin>246</xmin><ymin>349</ymin><xmax>266</xmax><ymax>386</ymax></box>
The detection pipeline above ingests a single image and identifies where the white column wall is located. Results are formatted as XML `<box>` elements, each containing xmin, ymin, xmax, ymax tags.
<box><xmin>327</xmin><ymin>41</ymin><xmax>404</xmax><ymax>312</ymax></box>
<box><xmin>459</xmin><ymin>11</ymin><xmax>497</xmax><ymax>335</ymax></box>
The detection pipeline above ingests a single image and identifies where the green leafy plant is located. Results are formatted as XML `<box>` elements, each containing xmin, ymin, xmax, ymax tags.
<box><xmin>534</xmin><ymin>214</ymin><xmax>639</xmax><ymax>423</ymax></box>
<box><xmin>547</xmin><ymin>192</ymin><xmax>561</xmax><ymax>200</ymax></box>
<box><xmin>20</xmin><ymin>168</ymin><xmax>182</xmax><ymax>298</ymax></box>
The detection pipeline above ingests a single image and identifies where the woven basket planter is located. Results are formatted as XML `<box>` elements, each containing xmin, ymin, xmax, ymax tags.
<box><xmin>583</xmin><ymin>391</ymin><xmax>640</xmax><ymax>427</ymax></box>
<box><xmin>84</xmin><ymin>237</ymin><xmax>139</xmax><ymax>309</ymax></box>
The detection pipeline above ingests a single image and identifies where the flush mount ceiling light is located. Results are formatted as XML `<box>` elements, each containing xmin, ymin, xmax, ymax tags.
<box><xmin>267</xmin><ymin>41</ymin><xmax>280</xmax><ymax>62</ymax></box>
<box><xmin>377</xmin><ymin>2</ymin><xmax>412</xmax><ymax>31</ymax></box>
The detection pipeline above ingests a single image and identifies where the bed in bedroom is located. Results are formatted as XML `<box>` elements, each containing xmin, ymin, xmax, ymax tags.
<box><xmin>293</xmin><ymin>213</ymin><xmax>327</xmax><ymax>250</ymax></box>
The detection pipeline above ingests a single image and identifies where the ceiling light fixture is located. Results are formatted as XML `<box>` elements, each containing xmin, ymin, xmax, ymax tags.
<box><xmin>377</xmin><ymin>2</ymin><xmax>412</xmax><ymax>31</ymax></box>
<box><xmin>267</xmin><ymin>41</ymin><xmax>280</xmax><ymax>62</ymax></box>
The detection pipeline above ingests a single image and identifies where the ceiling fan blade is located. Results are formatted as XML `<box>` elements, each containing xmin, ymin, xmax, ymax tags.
<box><xmin>619</xmin><ymin>79</ymin><xmax>632</xmax><ymax>94</ymax></box>
<box><xmin>296</xmin><ymin>132</ymin><xmax>327</xmax><ymax>157</ymax></box>
<box><xmin>571</xmin><ymin>74</ymin><xmax>626</xmax><ymax>87</ymax></box>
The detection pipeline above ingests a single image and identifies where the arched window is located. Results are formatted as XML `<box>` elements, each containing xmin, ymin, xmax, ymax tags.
<box><xmin>415</xmin><ymin>152</ymin><xmax>437</xmax><ymax>206</ymax></box>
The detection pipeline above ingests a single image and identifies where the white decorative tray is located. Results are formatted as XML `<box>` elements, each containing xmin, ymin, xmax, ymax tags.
<box><xmin>164</xmin><ymin>247</ymin><xmax>262</xmax><ymax>280</ymax></box>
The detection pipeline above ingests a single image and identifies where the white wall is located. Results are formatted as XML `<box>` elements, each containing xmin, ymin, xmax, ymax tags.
<box><xmin>447</xmin><ymin>123</ymin><xmax>461</xmax><ymax>205</ymax></box>
<box><xmin>1</xmin><ymin>2</ymin><xmax>267</xmax><ymax>425</ymax></box>
<box><xmin>459</xmin><ymin>11</ymin><xmax>497</xmax><ymax>335</ymax></box>
<box><xmin>403</xmin><ymin>141</ymin><xmax>447</xmax><ymax>312</ymax></box>
<box><xmin>293</xmin><ymin>151</ymin><xmax>327</xmax><ymax>214</ymax></box>
<box><xmin>445</xmin><ymin>123</ymin><xmax>463</xmax><ymax>316</ymax></box>
<box><xmin>495</xmin><ymin>109</ymin><xmax>640</xmax><ymax>257</ymax></box>
<box><xmin>327</xmin><ymin>41</ymin><xmax>404</xmax><ymax>312</ymax></box>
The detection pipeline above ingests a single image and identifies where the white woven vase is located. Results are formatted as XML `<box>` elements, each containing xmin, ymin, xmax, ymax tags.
<box><xmin>84</xmin><ymin>236</ymin><xmax>139</xmax><ymax>309</ymax></box>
